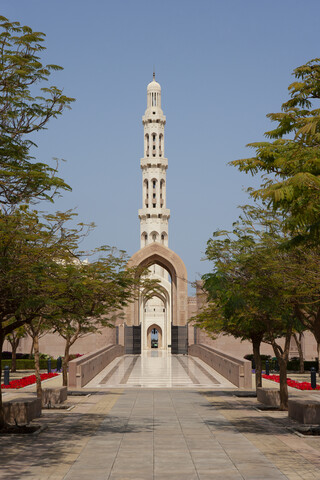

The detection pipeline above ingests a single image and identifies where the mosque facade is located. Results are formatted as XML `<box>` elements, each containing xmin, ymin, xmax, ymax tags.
<box><xmin>10</xmin><ymin>76</ymin><xmax>318</xmax><ymax>363</ymax></box>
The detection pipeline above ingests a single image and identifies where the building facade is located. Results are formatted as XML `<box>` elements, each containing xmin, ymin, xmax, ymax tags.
<box><xmin>10</xmin><ymin>75</ymin><xmax>319</xmax><ymax>363</ymax></box>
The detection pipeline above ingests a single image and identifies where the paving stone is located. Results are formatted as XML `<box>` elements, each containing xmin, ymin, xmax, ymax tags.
<box><xmin>4</xmin><ymin>364</ymin><xmax>320</xmax><ymax>480</ymax></box>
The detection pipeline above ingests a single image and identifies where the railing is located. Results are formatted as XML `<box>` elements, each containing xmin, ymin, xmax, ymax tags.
<box><xmin>68</xmin><ymin>344</ymin><xmax>124</xmax><ymax>388</ymax></box>
<box><xmin>189</xmin><ymin>344</ymin><xmax>252</xmax><ymax>388</ymax></box>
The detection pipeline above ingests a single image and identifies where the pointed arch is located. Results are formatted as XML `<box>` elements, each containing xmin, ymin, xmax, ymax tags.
<box><xmin>147</xmin><ymin>323</ymin><xmax>162</xmax><ymax>348</ymax></box>
<box><xmin>125</xmin><ymin>243</ymin><xmax>188</xmax><ymax>327</ymax></box>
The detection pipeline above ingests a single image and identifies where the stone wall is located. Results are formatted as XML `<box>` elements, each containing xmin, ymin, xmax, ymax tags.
<box><xmin>68</xmin><ymin>344</ymin><xmax>124</xmax><ymax>388</ymax></box>
<box><xmin>10</xmin><ymin>324</ymin><xmax>117</xmax><ymax>358</ymax></box>
<box><xmin>189</xmin><ymin>343</ymin><xmax>252</xmax><ymax>388</ymax></box>
<box><xmin>3</xmin><ymin>397</ymin><xmax>41</xmax><ymax>424</ymax></box>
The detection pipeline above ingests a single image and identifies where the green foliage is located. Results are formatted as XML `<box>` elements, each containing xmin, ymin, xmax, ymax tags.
<box><xmin>231</xmin><ymin>59</ymin><xmax>320</xmax><ymax>244</ymax></box>
<box><xmin>0</xmin><ymin>16</ymin><xmax>75</xmax><ymax>212</ymax></box>
<box><xmin>194</xmin><ymin>206</ymin><xmax>295</xmax><ymax>344</ymax></box>
<box><xmin>0</xmin><ymin>208</ymin><xmax>81</xmax><ymax>338</ymax></box>
<box><xmin>1</xmin><ymin>358</ymin><xmax>57</xmax><ymax>370</ymax></box>
<box><xmin>197</xmin><ymin>203</ymin><xmax>320</xmax><ymax>407</ymax></box>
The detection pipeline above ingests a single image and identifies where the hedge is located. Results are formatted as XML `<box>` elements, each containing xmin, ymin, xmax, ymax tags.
<box><xmin>1</xmin><ymin>359</ymin><xmax>57</xmax><ymax>370</ymax></box>
<box><xmin>244</xmin><ymin>354</ymin><xmax>318</xmax><ymax>372</ymax></box>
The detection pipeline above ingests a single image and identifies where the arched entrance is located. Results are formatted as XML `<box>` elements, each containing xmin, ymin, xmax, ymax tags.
<box><xmin>142</xmin><ymin>291</ymin><xmax>168</xmax><ymax>350</ymax></box>
<box><xmin>147</xmin><ymin>324</ymin><xmax>162</xmax><ymax>349</ymax></box>
<box><xmin>124</xmin><ymin>243</ymin><xmax>188</xmax><ymax>353</ymax></box>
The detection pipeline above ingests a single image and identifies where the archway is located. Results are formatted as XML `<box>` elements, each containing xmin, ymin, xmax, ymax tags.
<box><xmin>141</xmin><ymin>288</ymin><xmax>169</xmax><ymax>350</ymax></box>
<box><xmin>124</xmin><ymin>243</ymin><xmax>188</xmax><ymax>353</ymax></box>
<box><xmin>147</xmin><ymin>324</ymin><xmax>162</xmax><ymax>349</ymax></box>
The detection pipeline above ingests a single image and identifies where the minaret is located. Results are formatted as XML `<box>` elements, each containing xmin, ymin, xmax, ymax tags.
<box><xmin>139</xmin><ymin>73</ymin><xmax>170</xmax><ymax>248</ymax></box>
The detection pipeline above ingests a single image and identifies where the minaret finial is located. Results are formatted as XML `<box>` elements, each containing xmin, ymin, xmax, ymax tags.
<box><xmin>153</xmin><ymin>66</ymin><xmax>155</xmax><ymax>81</ymax></box>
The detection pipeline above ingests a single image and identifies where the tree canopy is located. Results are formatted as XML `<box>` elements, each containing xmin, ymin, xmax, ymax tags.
<box><xmin>0</xmin><ymin>15</ymin><xmax>74</xmax><ymax>212</ymax></box>
<box><xmin>195</xmin><ymin>206</ymin><xmax>306</xmax><ymax>408</ymax></box>
<box><xmin>231</xmin><ymin>59</ymin><xmax>320</xmax><ymax>244</ymax></box>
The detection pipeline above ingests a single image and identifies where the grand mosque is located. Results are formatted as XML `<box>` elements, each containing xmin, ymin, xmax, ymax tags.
<box><xmin>11</xmin><ymin>75</ymin><xmax>317</xmax><ymax>364</ymax></box>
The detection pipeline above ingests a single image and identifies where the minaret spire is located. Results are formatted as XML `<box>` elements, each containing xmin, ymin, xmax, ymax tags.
<box><xmin>138</xmin><ymin>75</ymin><xmax>170</xmax><ymax>249</ymax></box>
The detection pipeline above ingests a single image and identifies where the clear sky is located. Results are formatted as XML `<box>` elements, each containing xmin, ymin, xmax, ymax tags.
<box><xmin>2</xmin><ymin>0</ymin><xmax>320</xmax><ymax>293</ymax></box>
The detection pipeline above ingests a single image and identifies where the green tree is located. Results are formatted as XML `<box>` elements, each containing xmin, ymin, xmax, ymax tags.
<box><xmin>231</xmin><ymin>59</ymin><xmax>320</xmax><ymax>244</ymax></box>
<box><xmin>0</xmin><ymin>16</ymin><xmax>75</xmax><ymax>427</ymax></box>
<box><xmin>49</xmin><ymin>251</ymin><xmax>159</xmax><ymax>386</ymax></box>
<box><xmin>196</xmin><ymin>206</ymin><xmax>299</xmax><ymax>409</ymax></box>
<box><xmin>0</xmin><ymin>209</ymin><xmax>82</xmax><ymax>426</ymax></box>
<box><xmin>0</xmin><ymin>16</ymin><xmax>74</xmax><ymax>212</ymax></box>
<box><xmin>281</xmin><ymin>246</ymin><xmax>320</xmax><ymax>374</ymax></box>
<box><xmin>5</xmin><ymin>326</ymin><xmax>26</xmax><ymax>372</ymax></box>
<box><xmin>193</xmin><ymin>233</ymin><xmax>268</xmax><ymax>391</ymax></box>
<box><xmin>26</xmin><ymin>317</ymin><xmax>49</xmax><ymax>399</ymax></box>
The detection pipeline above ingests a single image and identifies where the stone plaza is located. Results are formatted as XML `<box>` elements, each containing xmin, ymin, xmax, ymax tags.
<box><xmin>2</xmin><ymin>354</ymin><xmax>320</xmax><ymax>480</ymax></box>
<box><xmin>2</xmin><ymin>75</ymin><xmax>320</xmax><ymax>480</ymax></box>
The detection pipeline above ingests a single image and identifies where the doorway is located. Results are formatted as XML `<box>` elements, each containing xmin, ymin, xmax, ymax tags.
<box><xmin>147</xmin><ymin>324</ymin><xmax>162</xmax><ymax>349</ymax></box>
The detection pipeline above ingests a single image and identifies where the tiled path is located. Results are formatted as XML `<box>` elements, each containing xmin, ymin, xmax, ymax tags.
<box><xmin>85</xmin><ymin>351</ymin><xmax>235</xmax><ymax>389</ymax></box>
<box><xmin>2</xmin><ymin>388</ymin><xmax>320</xmax><ymax>479</ymax></box>
<box><xmin>2</xmin><ymin>354</ymin><xmax>320</xmax><ymax>480</ymax></box>
<box><xmin>63</xmin><ymin>390</ymin><xmax>288</xmax><ymax>480</ymax></box>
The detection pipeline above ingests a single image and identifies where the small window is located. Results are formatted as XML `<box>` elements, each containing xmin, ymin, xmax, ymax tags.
<box><xmin>147</xmin><ymin>214</ymin><xmax>150</xmax><ymax>218</ymax></box>
<box><xmin>153</xmin><ymin>181</ymin><xmax>156</xmax><ymax>188</ymax></box>
<box><xmin>153</xmin><ymin>204</ymin><xmax>156</xmax><ymax>208</ymax></box>
<box><xmin>153</xmin><ymin>145</ymin><xmax>155</xmax><ymax>150</ymax></box>
<box><xmin>153</xmin><ymin>135</ymin><xmax>156</xmax><ymax>141</ymax></box>
<box><xmin>153</xmin><ymin>193</ymin><xmax>156</xmax><ymax>198</ymax></box>
<box><xmin>161</xmin><ymin>234</ymin><xmax>164</xmax><ymax>240</ymax></box>
<box><xmin>146</xmin><ymin>203</ymin><xmax>148</xmax><ymax>208</ymax></box>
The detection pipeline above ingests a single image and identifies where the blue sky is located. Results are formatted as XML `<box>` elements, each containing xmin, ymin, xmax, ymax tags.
<box><xmin>2</xmin><ymin>0</ymin><xmax>320</xmax><ymax>292</ymax></box>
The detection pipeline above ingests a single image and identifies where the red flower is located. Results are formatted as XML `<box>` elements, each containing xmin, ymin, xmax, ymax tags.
<box><xmin>1</xmin><ymin>372</ymin><xmax>58</xmax><ymax>389</ymax></box>
<box><xmin>262</xmin><ymin>374</ymin><xmax>320</xmax><ymax>390</ymax></box>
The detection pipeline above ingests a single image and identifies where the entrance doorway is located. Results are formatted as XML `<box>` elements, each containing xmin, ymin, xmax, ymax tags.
<box><xmin>143</xmin><ymin>292</ymin><xmax>168</xmax><ymax>350</ymax></box>
<box><xmin>125</xmin><ymin>243</ymin><xmax>189</xmax><ymax>354</ymax></box>
<box><xmin>147</xmin><ymin>324</ymin><xmax>162</xmax><ymax>349</ymax></box>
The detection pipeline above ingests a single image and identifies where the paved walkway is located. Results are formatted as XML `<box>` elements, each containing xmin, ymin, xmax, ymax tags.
<box><xmin>2</xmin><ymin>387</ymin><xmax>320</xmax><ymax>479</ymax></box>
<box><xmin>2</xmin><ymin>354</ymin><xmax>320</xmax><ymax>479</ymax></box>
<box><xmin>63</xmin><ymin>390</ymin><xmax>289</xmax><ymax>480</ymax></box>
<box><xmin>85</xmin><ymin>351</ymin><xmax>235</xmax><ymax>389</ymax></box>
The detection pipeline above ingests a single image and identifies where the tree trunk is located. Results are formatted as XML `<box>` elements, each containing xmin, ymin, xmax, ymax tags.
<box><xmin>293</xmin><ymin>333</ymin><xmax>304</xmax><ymax>374</ymax></box>
<box><xmin>30</xmin><ymin>337</ymin><xmax>34</xmax><ymax>357</ymax></box>
<box><xmin>0</xmin><ymin>332</ymin><xmax>5</xmax><ymax>429</ymax></box>
<box><xmin>270</xmin><ymin>327</ymin><xmax>292</xmax><ymax>411</ymax></box>
<box><xmin>252</xmin><ymin>336</ymin><xmax>262</xmax><ymax>389</ymax></box>
<box><xmin>62</xmin><ymin>341</ymin><xmax>70</xmax><ymax>387</ymax></box>
<box><xmin>278</xmin><ymin>357</ymin><xmax>288</xmax><ymax>410</ymax></box>
<box><xmin>33</xmin><ymin>333</ymin><xmax>42</xmax><ymax>399</ymax></box>
<box><xmin>11</xmin><ymin>337</ymin><xmax>19</xmax><ymax>373</ymax></box>
<box><xmin>317</xmin><ymin>341</ymin><xmax>320</xmax><ymax>378</ymax></box>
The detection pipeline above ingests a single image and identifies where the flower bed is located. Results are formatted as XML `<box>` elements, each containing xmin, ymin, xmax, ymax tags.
<box><xmin>262</xmin><ymin>374</ymin><xmax>320</xmax><ymax>391</ymax></box>
<box><xmin>1</xmin><ymin>372</ymin><xmax>58</xmax><ymax>389</ymax></box>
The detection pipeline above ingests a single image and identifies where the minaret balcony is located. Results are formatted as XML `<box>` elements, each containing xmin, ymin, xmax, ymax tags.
<box><xmin>142</xmin><ymin>113</ymin><xmax>166</xmax><ymax>124</ymax></box>
<box><xmin>139</xmin><ymin>208</ymin><xmax>170</xmax><ymax>219</ymax></box>
<box><xmin>140</xmin><ymin>157</ymin><xmax>168</xmax><ymax>169</ymax></box>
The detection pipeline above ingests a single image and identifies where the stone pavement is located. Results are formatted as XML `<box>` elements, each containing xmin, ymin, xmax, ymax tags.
<box><xmin>2</xmin><ymin>387</ymin><xmax>320</xmax><ymax>479</ymax></box>
<box><xmin>85</xmin><ymin>351</ymin><xmax>235</xmax><ymax>389</ymax></box>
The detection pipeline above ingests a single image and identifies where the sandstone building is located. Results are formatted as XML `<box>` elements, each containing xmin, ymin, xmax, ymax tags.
<box><xmin>10</xmin><ymin>75</ymin><xmax>318</xmax><ymax>362</ymax></box>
